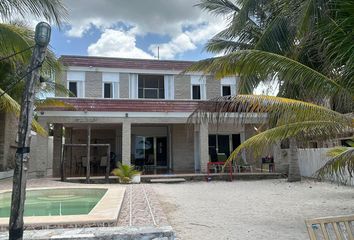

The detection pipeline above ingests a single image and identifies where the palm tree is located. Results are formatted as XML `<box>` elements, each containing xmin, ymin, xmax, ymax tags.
<box><xmin>188</xmin><ymin>0</ymin><xmax>353</xmax><ymax>181</ymax></box>
<box><xmin>0</xmin><ymin>1</ymin><xmax>67</xmax><ymax>135</ymax></box>
<box><xmin>317</xmin><ymin>139</ymin><xmax>354</xmax><ymax>183</ymax></box>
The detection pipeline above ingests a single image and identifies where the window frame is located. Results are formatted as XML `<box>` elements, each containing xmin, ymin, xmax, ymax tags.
<box><xmin>220</xmin><ymin>76</ymin><xmax>237</xmax><ymax>97</ymax></box>
<box><xmin>190</xmin><ymin>75</ymin><xmax>206</xmax><ymax>100</ymax></box>
<box><xmin>102</xmin><ymin>72</ymin><xmax>119</xmax><ymax>99</ymax></box>
<box><xmin>221</xmin><ymin>85</ymin><xmax>232</xmax><ymax>96</ymax></box>
<box><xmin>66</xmin><ymin>71</ymin><xmax>85</xmax><ymax>98</ymax></box>
<box><xmin>138</xmin><ymin>74</ymin><xmax>165</xmax><ymax>99</ymax></box>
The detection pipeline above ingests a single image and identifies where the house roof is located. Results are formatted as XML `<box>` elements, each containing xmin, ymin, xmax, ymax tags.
<box><xmin>60</xmin><ymin>55</ymin><xmax>195</xmax><ymax>71</ymax></box>
<box><xmin>38</xmin><ymin>98</ymin><xmax>201</xmax><ymax>112</ymax></box>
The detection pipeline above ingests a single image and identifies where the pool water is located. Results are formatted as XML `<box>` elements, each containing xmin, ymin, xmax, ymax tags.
<box><xmin>0</xmin><ymin>188</ymin><xmax>107</xmax><ymax>217</ymax></box>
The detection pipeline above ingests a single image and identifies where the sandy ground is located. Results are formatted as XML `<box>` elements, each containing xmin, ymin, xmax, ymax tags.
<box><xmin>152</xmin><ymin>179</ymin><xmax>354</xmax><ymax>240</ymax></box>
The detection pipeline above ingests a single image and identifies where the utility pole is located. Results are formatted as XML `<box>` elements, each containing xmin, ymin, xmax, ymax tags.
<box><xmin>9</xmin><ymin>22</ymin><xmax>51</xmax><ymax>240</ymax></box>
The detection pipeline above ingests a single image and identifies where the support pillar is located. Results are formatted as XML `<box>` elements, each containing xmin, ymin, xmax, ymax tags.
<box><xmin>122</xmin><ymin>121</ymin><xmax>131</xmax><ymax>166</ymax></box>
<box><xmin>31</xmin><ymin>119</ymin><xmax>49</xmax><ymax>178</ymax></box>
<box><xmin>199</xmin><ymin>123</ymin><xmax>209</xmax><ymax>173</ymax></box>
<box><xmin>86</xmin><ymin>125</ymin><xmax>91</xmax><ymax>183</ymax></box>
<box><xmin>53</xmin><ymin>123</ymin><xmax>63</xmax><ymax>178</ymax></box>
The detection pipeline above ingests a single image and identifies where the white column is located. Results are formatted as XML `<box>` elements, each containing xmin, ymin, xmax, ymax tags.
<box><xmin>199</xmin><ymin>123</ymin><xmax>209</xmax><ymax>173</ymax></box>
<box><xmin>122</xmin><ymin>121</ymin><xmax>131</xmax><ymax>165</ymax></box>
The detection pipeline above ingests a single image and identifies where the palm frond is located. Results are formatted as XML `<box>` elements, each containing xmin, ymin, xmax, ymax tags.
<box><xmin>189</xmin><ymin>95</ymin><xmax>352</xmax><ymax>127</ymax></box>
<box><xmin>226</xmin><ymin>120</ymin><xmax>350</xmax><ymax>163</ymax></box>
<box><xmin>35</xmin><ymin>98</ymin><xmax>74</xmax><ymax>110</ymax></box>
<box><xmin>316</xmin><ymin>147</ymin><xmax>354</xmax><ymax>179</ymax></box>
<box><xmin>0</xmin><ymin>23</ymin><xmax>33</xmax><ymax>68</ymax></box>
<box><xmin>205</xmin><ymin>38</ymin><xmax>253</xmax><ymax>54</ymax></box>
<box><xmin>0</xmin><ymin>0</ymin><xmax>67</xmax><ymax>26</ymax></box>
<box><xmin>196</xmin><ymin>0</ymin><xmax>240</xmax><ymax>15</ymax></box>
<box><xmin>0</xmin><ymin>88</ymin><xmax>47</xmax><ymax>136</ymax></box>
<box><xmin>185</xmin><ymin>50</ymin><xmax>352</xmax><ymax>97</ymax></box>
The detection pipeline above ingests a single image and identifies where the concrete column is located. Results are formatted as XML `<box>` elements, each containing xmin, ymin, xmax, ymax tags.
<box><xmin>193</xmin><ymin>125</ymin><xmax>200</xmax><ymax>172</ymax></box>
<box><xmin>52</xmin><ymin>123</ymin><xmax>63</xmax><ymax>177</ymax></box>
<box><xmin>122</xmin><ymin>121</ymin><xmax>131</xmax><ymax>165</ymax></box>
<box><xmin>29</xmin><ymin>119</ymin><xmax>49</xmax><ymax>178</ymax></box>
<box><xmin>199</xmin><ymin>123</ymin><xmax>209</xmax><ymax>173</ymax></box>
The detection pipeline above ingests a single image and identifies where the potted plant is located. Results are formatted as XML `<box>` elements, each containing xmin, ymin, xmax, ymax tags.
<box><xmin>111</xmin><ymin>163</ymin><xmax>141</xmax><ymax>183</ymax></box>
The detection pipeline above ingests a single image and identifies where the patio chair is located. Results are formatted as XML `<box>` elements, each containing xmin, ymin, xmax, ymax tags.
<box><xmin>235</xmin><ymin>157</ymin><xmax>253</xmax><ymax>172</ymax></box>
<box><xmin>305</xmin><ymin>214</ymin><xmax>354</xmax><ymax>239</ymax></box>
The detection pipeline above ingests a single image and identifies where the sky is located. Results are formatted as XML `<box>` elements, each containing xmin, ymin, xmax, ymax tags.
<box><xmin>46</xmin><ymin>0</ymin><xmax>229</xmax><ymax>61</ymax></box>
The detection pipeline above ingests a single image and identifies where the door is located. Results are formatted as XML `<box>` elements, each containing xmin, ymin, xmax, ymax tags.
<box><xmin>156</xmin><ymin>137</ymin><xmax>167</xmax><ymax>166</ymax></box>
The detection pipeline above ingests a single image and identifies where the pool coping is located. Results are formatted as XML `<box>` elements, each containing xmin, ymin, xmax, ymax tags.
<box><xmin>0</xmin><ymin>185</ymin><xmax>126</xmax><ymax>231</ymax></box>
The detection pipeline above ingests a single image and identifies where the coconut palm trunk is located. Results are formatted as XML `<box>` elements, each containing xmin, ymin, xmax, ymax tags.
<box><xmin>288</xmin><ymin>138</ymin><xmax>301</xmax><ymax>182</ymax></box>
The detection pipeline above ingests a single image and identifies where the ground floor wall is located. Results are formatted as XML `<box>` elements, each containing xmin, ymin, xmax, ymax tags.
<box><xmin>171</xmin><ymin>124</ymin><xmax>194</xmax><ymax>173</ymax></box>
<box><xmin>50</xmin><ymin>122</ymin><xmax>268</xmax><ymax>176</ymax></box>
<box><xmin>0</xmin><ymin>113</ymin><xmax>52</xmax><ymax>178</ymax></box>
<box><xmin>0</xmin><ymin>112</ymin><xmax>18</xmax><ymax>172</ymax></box>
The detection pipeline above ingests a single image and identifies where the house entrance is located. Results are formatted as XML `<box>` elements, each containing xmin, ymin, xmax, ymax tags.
<box><xmin>133</xmin><ymin>136</ymin><xmax>168</xmax><ymax>173</ymax></box>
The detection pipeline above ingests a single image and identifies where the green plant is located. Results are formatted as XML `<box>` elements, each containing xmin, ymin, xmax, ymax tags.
<box><xmin>111</xmin><ymin>164</ymin><xmax>140</xmax><ymax>184</ymax></box>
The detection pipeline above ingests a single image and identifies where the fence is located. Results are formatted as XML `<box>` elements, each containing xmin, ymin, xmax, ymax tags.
<box><xmin>298</xmin><ymin>148</ymin><xmax>354</xmax><ymax>186</ymax></box>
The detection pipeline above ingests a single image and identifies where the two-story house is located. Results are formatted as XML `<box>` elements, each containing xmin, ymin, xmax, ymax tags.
<box><xmin>37</xmin><ymin>55</ymin><xmax>266</xmax><ymax>179</ymax></box>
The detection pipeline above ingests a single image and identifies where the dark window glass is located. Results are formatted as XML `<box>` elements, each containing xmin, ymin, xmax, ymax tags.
<box><xmin>232</xmin><ymin>134</ymin><xmax>241</xmax><ymax>150</ymax></box>
<box><xmin>208</xmin><ymin>135</ymin><xmax>217</xmax><ymax>162</ymax></box>
<box><xmin>138</xmin><ymin>74</ymin><xmax>164</xmax><ymax>99</ymax></box>
<box><xmin>104</xmin><ymin>83</ymin><xmax>112</xmax><ymax>98</ymax></box>
<box><xmin>222</xmin><ymin>85</ymin><xmax>231</xmax><ymax>96</ymax></box>
<box><xmin>218</xmin><ymin>135</ymin><xmax>230</xmax><ymax>157</ymax></box>
<box><xmin>144</xmin><ymin>89</ymin><xmax>158</xmax><ymax>98</ymax></box>
<box><xmin>69</xmin><ymin>82</ymin><xmax>77</xmax><ymax>97</ymax></box>
<box><xmin>192</xmin><ymin>85</ymin><xmax>201</xmax><ymax>99</ymax></box>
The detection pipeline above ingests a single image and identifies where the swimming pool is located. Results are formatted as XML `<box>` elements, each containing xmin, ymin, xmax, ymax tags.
<box><xmin>0</xmin><ymin>186</ymin><xmax>125</xmax><ymax>231</ymax></box>
<box><xmin>0</xmin><ymin>188</ymin><xmax>107</xmax><ymax>217</ymax></box>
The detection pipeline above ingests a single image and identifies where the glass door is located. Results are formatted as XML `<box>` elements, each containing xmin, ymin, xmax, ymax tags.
<box><xmin>133</xmin><ymin>136</ymin><xmax>168</xmax><ymax>172</ymax></box>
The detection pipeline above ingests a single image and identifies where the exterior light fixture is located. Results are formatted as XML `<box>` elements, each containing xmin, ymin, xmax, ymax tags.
<box><xmin>35</xmin><ymin>22</ymin><xmax>51</xmax><ymax>47</ymax></box>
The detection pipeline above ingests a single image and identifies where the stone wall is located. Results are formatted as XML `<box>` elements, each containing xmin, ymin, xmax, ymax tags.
<box><xmin>119</xmin><ymin>73</ymin><xmax>129</xmax><ymax>98</ymax></box>
<box><xmin>206</xmin><ymin>75</ymin><xmax>220</xmax><ymax>99</ymax></box>
<box><xmin>174</xmin><ymin>75</ymin><xmax>191</xmax><ymax>99</ymax></box>
<box><xmin>85</xmin><ymin>71</ymin><xmax>102</xmax><ymax>98</ymax></box>
<box><xmin>171</xmin><ymin>124</ymin><xmax>194</xmax><ymax>172</ymax></box>
<box><xmin>0</xmin><ymin>112</ymin><xmax>18</xmax><ymax>171</ymax></box>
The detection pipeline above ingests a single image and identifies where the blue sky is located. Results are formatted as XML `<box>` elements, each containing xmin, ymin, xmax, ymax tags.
<box><xmin>48</xmin><ymin>0</ymin><xmax>227</xmax><ymax>61</ymax></box>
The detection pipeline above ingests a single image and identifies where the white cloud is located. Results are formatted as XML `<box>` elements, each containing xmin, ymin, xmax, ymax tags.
<box><xmin>63</xmin><ymin>0</ymin><xmax>206</xmax><ymax>38</ymax></box>
<box><xmin>149</xmin><ymin>33</ymin><xmax>196</xmax><ymax>59</ymax></box>
<box><xmin>87</xmin><ymin>29</ymin><xmax>153</xmax><ymax>59</ymax></box>
<box><xmin>148</xmin><ymin>19</ymin><xmax>227</xmax><ymax>59</ymax></box>
<box><xmin>61</xmin><ymin>0</ymin><xmax>229</xmax><ymax>59</ymax></box>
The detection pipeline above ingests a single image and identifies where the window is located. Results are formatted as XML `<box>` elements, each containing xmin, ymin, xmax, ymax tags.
<box><xmin>102</xmin><ymin>72</ymin><xmax>119</xmax><ymax>99</ymax></box>
<box><xmin>104</xmin><ymin>83</ymin><xmax>112</xmax><ymax>98</ymax></box>
<box><xmin>192</xmin><ymin>85</ymin><xmax>201</xmax><ymax>99</ymax></box>
<box><xmin>191</xmin><ymin>75</ymin><xmax>206</xmax><ymax>100</ymax></box>
<box><xmin>138</xmin><ymin>74</ymin><xmax>164</xmax><ymax>99</ymax></box>
<box><xmin>67</xmin><ymin>71</ymin><xmax>85</xmax><ymax>97</ymax></box>
<box><xmin>222</xmin><ymin>85</ymin><xmax>231</xmax><ymax>96</ymax></box>
<box><xmin>69</xmin><ymin>82</ymin><xmax>78</xmax><ymax>97</ymax></box>
<box><xmin>221</xmin><ymin>76</ymin><xmax>237</xmax><ymax>97</ymax></box>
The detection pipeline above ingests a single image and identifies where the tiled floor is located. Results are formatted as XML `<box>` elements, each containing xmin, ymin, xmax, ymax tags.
<box><xmin>117</xmin><ymin>184</ymin><xmax>169</xmax><ymax>227</ymax></box>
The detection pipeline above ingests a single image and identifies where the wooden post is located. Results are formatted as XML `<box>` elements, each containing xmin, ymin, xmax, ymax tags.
<box><xmin>86</xmin><ymin>125</ymin><xmax>91</xmax><ymax>183</ymax></box>
<box><xmin>105</xmin><ymin>145</ymin><xmax>110</xmax><ymax>182</ymax></box>
<box><xmin>9</xmin><ymin>22</ymin><xmax>51</xmax><ymax>240</ymax></box>
<box><xmin>61</xmin><ymin>144</ymin><xmax>66</xmax><ymax>181</ymax></box>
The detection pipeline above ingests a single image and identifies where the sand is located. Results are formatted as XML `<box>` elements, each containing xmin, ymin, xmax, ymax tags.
<box><xmin>152</xmin><ymin>179</ymin><xmax>354</xmax><ymax>240</ymax></box>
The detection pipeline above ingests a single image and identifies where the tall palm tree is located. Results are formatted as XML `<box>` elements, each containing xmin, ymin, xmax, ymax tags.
<box><xmin>0</xmin><ymin>1</ymin><xmax>67</xmax><ymax>135</ymax></box>
<box><xmin>188</xmin><ymin>0</ymin><xmax>353</xmax><ymax>181</ymax></box>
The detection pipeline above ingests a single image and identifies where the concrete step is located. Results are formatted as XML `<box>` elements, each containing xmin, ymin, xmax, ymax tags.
<box><xmin>150</xmin><ymin>178</ymin><xmax>186</xmax><ymax>183</ymax></box>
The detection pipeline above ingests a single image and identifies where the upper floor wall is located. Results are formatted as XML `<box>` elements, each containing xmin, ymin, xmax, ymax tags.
<box><xmin>57</xmin><ymin>56</ymin><xmax>239</xmax><ymax>100</ymax></box>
